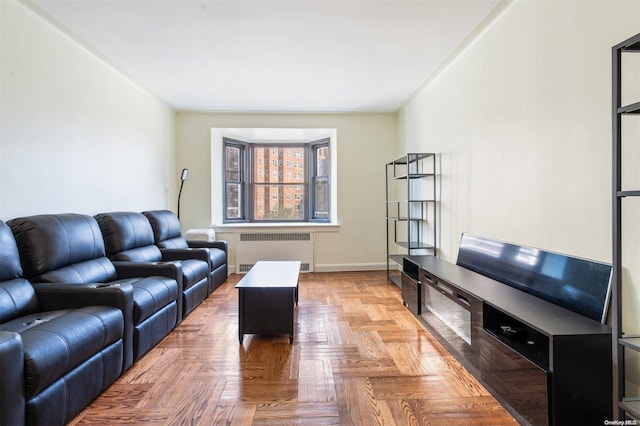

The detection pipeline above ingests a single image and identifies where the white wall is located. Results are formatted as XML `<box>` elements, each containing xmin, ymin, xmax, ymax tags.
<box><xmin>400</xmin><ymin>0</ymin><xmax>639</xmax><ymax>262</ymax></box>
<box><xmin>399</xmin><ymin>0</ymin><xmax>640</xmax><ymax>391</ymax></box>
<box><xmin>175</xmin><ymin>112</ymin><xmax>397</xmax><ymax>271</ymax></box>
<box><xmin>0</xmin><ymin>0</ymin><xmax>175</xmax><ymax>220</ymax></box>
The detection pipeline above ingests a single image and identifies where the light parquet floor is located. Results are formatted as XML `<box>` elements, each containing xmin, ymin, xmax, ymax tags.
<box><xmin>70</xmin><ymin>271</ymin><xmax>519</xmax><ymax>425</ymax></box>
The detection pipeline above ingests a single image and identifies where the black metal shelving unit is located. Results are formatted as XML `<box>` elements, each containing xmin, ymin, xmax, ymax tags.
<box><xmin>612</xmin><ymin>31</ymin><xmax>640</xmax><ymax>421</ymax></box>
<box><xmin>385</xmin><ymin>153</ymin><xmax>437</xmax><ymax>287</ymax></box>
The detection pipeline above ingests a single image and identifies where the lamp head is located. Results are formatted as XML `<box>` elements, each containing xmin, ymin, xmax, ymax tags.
<box><xmin>181</xmin><ymin>168</ymin><xmax>189</xmax><ymax>181</ymax></box>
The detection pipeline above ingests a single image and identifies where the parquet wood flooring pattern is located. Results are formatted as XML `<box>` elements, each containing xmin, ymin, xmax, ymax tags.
<box><xmin>70</xmin><ymin>271</ymin><xmax>518</xmax><ymax>425</ymax></box>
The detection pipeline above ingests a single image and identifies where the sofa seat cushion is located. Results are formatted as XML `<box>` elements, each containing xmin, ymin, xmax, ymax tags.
<box><xmin>181</xmin><ymin>259</ymin><xmax>208</xmax><ymax>290</ymax></box>
<box><xmin>113</xmin><ymin>276</ymin><xmax>178</xmax><ymax>324</ymax></box>
<box><xmin>208</xmin><ymin>249</ymin><xmax>226</xmax><ymax>270</ymax></box>
<box><xmin>0</xmin><ymin>305</ymin><xmax>123</xmax><ymax>399</ymax></box>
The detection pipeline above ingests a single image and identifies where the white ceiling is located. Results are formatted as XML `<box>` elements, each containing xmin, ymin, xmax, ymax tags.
<box><xmin>28</xmin><ymin>0</ymin><xmax>499</xmax><ymax>112</ymax></box>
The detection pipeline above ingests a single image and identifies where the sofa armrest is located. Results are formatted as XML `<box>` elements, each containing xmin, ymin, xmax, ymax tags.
<box><xmin>160</xmin><ymin>248</ymin><xmax>209</xmax><ymax>263</ymax></box>
<box><xmin>187</xmin><ymin>240</ymin><xmax>228</xmax><ymax>254</ymax></box>
<box><xmin>112</xmin><ymin>260</ymin><xmax>182</xmax><ymax>282</ymax></box>
<box><xmin>32</xmin><ymin>282</ymin><xmax>135</xmax><ymax>370</ymax></box>
<box><xmin>33</xmin><ymin>282</ymin><xmax>134</xmax><ymax>313</ymax></box>
<box><xmin>0</xmin><ymin>332</ymin><xmax>25</xmax><ymax>426</ymax></box>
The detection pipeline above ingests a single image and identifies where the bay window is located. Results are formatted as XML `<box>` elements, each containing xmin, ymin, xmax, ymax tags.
<box><xmin>223</xmin><ymin>137</ymin><xmax>330</xmax><ymax>223</ymax></box>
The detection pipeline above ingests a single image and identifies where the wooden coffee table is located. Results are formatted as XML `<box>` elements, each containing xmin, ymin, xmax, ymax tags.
<box><xmin>235</xmin><ymin>261</ymin><xmax>300</xmax><ymax>344</ymax></box>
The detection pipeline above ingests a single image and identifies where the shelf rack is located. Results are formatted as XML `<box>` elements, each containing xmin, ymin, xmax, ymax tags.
<box><xmin>385</xmin><ymin>153</ymin><xmax>437</xmax><ymax>287</ymax></box>
<box><xmin>612</xmin><ymin>32</ymin><xmax>640</xmax><ymax>421</ymax></box>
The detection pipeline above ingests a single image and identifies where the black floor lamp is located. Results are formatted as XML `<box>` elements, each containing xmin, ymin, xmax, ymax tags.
<box><xmin>177</xmin><ymin>168</ymin><xmax>188</xmax><ymax>219</ymax></box>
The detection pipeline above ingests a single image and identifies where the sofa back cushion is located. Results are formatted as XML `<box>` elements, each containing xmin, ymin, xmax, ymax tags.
<box><xmin>155</xmin><ymin>237</ymin><xmax>189</xmax><ymax>249</ymax></box>
<box><xmin>142</xmin><ymin>210</ymin><xmax>188</xmax><ymax>249</ymax></box>
<box><xmin>35</xmin><ymin>257</ymin><xmax>118</xmax><ymax>284</ymax></box>
<box><xmin>95</xmin><ymin>212</ymin><xmax>162</xmax><ymax>262</ymax></box>
<box><xmin>8</xmin><ymin>214</ymin><xmax>117</xmax><ymax>283</ymax></box>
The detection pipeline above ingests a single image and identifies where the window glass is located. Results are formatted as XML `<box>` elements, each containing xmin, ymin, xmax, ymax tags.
<box><xmin>225</xmin><ymin>145</ymin><xmax>241</xmax><ymax>181</ymax></box>
<box><xmin>226</xmin><ymin>183</ymin><xmax>241</xmax><ymax>219</ymax></box>
<box><xmin>316</xmin><ymin>146</ymin><xmax>329</xmax><ymax>176</ymax></box>
<box><xmin>252</xmin><ymin>145</ymin><xmax>304</xmax><ymax>220</ymax></box>
<box><xmin>314</xmin><ymin>177</ymin><xmax>329</xmax><ymax>219</ymax></box>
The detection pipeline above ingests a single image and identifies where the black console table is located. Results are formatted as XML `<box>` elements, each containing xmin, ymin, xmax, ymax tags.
<box><xmin>402</xmin><ymin>255</ymin><xmax>612</xmax><ymax>426</ymax></box>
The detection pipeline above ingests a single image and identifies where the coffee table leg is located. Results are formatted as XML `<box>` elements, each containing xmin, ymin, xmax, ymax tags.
<box><xmin>238</xmin><ymin>289</ymin><xmax>244</xmax><ymax>344</ymax></box>
<box><xmin>290</xmin><ymin>289</ymin><xmax>294</xmax><ymax>344</ymax></box>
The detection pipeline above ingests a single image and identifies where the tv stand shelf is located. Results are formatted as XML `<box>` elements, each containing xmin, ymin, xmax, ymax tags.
<box><xmin>402</xmin><ymin>255</ymin><xmax>612</xmax><ymax>426</ymax></box>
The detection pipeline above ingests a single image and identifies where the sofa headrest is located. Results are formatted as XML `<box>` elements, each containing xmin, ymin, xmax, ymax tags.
<box><xmin>142</xmin><ymin>210</ymin><xmax>182</xmax><ymax>243</ymax></box>
<box><xmin>0</xmin><ymin>220</ymin><xmax>22</xmax><ymax>281</ymax></box>
<box><xmin>8</xmin><ymin>214</ymin><xmax>107</xmax><ymax>278</ymax></box>
<box><xmin>95</xmin><ymin>212</ymin><xmax>156</xmax><ymax>255</ymax></box>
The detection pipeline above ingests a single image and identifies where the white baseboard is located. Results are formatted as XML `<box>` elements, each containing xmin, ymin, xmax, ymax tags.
<box><xmin>228</xmin><ymin>263</ymin><xmax>388</xmax><ymax>274</ymax></box>
<box><xmin>313</xmin><ymin>263</ymin><xmax>387</xmax><ymax>273</ymax></box>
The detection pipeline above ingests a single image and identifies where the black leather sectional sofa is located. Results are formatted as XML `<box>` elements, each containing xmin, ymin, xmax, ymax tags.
<box><xmin>0</xmin><ymin>210</ymin><xmax>227</xmax><ymax>425</ymax></box>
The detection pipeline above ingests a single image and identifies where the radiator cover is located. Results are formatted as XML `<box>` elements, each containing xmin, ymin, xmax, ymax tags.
<box><xmin>235</xmin><ymin>232</ymin><xmax>313</xmax><ymax>273</ymax></box>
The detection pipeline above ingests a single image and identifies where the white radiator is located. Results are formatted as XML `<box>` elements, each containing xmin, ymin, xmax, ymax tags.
<box><xmin>235</xmin><ymin>232</ymin><xmax>314</xmax><ymax>273</ymax></box>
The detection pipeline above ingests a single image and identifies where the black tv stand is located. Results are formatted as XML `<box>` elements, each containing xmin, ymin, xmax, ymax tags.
<box><xmin>483</xmin><ymin>303</ymin><xmax>549</xmax><ymax>370</ymax></box>
<box><xmin>402</xmin><ymin>255</ymin><xmax>612</xmax><ymax>426</ymax></box>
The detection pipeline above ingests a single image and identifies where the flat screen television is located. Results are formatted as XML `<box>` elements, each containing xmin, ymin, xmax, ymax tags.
<box><xmin>456</xmin><ymin>233</ymin><xmax>612</xmax><ymax>323</ymax></box>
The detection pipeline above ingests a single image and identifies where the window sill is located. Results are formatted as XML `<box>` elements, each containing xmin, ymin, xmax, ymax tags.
<box><xmin>209</xmin><ymin>222</ymin><xmax>340</xmax><ymax>233</ymax></box>
<box><xmin>211</xmin><ymin>222</ymin><xmax>340</xmax><ymax>233</ymax></box>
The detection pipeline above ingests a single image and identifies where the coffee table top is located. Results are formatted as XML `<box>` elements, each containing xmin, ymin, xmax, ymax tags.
<box><xmin>235</xmin><ymin>261</ymin><xmax>301</xmax><ymax>289</ymax></box>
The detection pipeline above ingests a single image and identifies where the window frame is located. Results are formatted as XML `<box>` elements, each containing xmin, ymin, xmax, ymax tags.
<box><xmin>223</xmin><ymin>139</ymin><xmax>248</xmax><ymax>221</ymax></box>
<box><xmin>223</xmin><ymin>137</ymin><xmax>331</xmax><ymax>224</ymax></box>
<box><xmin>308</xmin><ymin>138</ymin><xmax>331</xmax><ymax>222</ymax></box>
